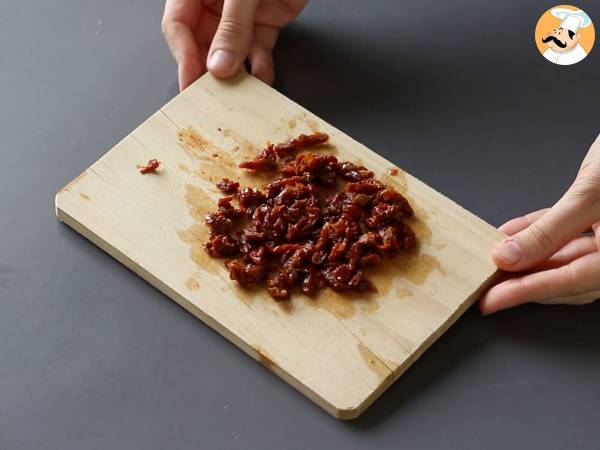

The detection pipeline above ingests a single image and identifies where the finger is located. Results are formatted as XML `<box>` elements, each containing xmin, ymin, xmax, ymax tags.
<box><xmin>248</xmin><ymin>25</ymin><xmax>278</xmax><ymax>85</ymax></box>
<box><xmin>195</xmin><ymin>7</ymin><xmax>220</xmax><ymax>47</ymax></box>
<box><xmin>207</xmin><ymin>0</ymin><xmax>259</xmax><ymax>79</ymax></box>
<box><xmin>498</xmin><ymin>208</ymin><xmax>549</xmax><ymax>235</ymax></box>
<box><xmin>480</xmin><ymin>251</ymin><xmax>600</xmax><ymax>314</ymax></box>
<box><xmin>162</xmin><ymin>0</ymin><xmax>202</xmax><ymax>28</ymax></box>
<box><xmin>537</xmin><ymin>290</ymin><xmax>600</xmax><ymax>305</ymax></box>
<box><xmin>178</xmin><ymin>43</ymin><xmax>207</xmax><ymax>90</ymax></box>
<box><xmin>492</xmin><ymin>186</ymin><xmax>600</xmax><ymax>272</ymax></box>
<box><xmin>533</xmin><ymin>236</ymin><xmax>597</xmax><ymax>270</ymax></box>
<box><xmin>500</xmin><ymin>211</ymin><xmax>593</xmax><ymax>238</ymax></box>
<box><xmin>577</xmin><ymin>132</ymin><xmax>600</xmax><ymax>178</ymax></box>
<box><xmin>162</xmin><ymin>1</ymin><xmax>205</xmax><ymax>90</ymax></box>
<box><xmin>501</xmin><ymin>208</ymin><xmax>596</xmax><ymax>237</ymax></box>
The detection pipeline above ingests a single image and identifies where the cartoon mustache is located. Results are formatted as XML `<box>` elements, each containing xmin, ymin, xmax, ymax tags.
<box><xmin>542</xmin><ymin>35</ymin><xmax>567</xmax><ymax>48</ymax></box>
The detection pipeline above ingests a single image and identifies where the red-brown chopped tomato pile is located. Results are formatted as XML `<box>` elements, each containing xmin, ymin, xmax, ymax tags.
<box><xmin>204</xmin><ymin>132</ymin><xmax>416</xmax><ymax>300</ymax></box>
<box><xmin>137</xmin><ymin>158</ymin><xmax>161</xmax><ymax>174</ymax></box>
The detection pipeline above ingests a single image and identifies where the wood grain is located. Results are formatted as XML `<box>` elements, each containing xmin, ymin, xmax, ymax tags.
<box><xmin>55</xmin><ymin>72</ymin><xmax>505</xmax><ymax>419</ymax></box>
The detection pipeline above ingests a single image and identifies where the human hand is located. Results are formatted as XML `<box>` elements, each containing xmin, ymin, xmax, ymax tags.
<box><xmin>162</xmin><ymin>0</ymin><xmax>307</xmax><ymax>90</ymax></box>
<box><xmin>480</xmin><ymin>133</ymin><xmax>600</xmax><ymax>314</ymax></box>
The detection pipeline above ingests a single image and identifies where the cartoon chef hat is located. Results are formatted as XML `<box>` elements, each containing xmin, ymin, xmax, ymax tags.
<box><xmin>551</xmin><ymin>8</ymin><xmax>592</xmax><ymax>33</ymax></box>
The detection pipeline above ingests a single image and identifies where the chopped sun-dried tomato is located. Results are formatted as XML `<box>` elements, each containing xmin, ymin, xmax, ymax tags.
<box><xmin>137</xmin><ymin>159</ymin><xmax>160</xmax><ymax>174</ymax></box>
<box><xmin>216</xmin><ymin>178</ymin><xmax>240</xmax><ymax>194</ymax></box>
<box><xmin>204</xmin><ymin>133</ymin><xmax>416</xmax><ymax>300</ymax></box>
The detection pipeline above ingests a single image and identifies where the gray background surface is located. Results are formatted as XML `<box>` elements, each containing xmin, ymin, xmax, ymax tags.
<box><xmin>1</xmin><ymin>0</ymin><xmax>600</xmax><ymax>449</ymax></box>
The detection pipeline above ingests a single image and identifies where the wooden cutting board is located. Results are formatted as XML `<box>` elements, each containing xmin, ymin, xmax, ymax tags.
<box><xmin>55</xmin><ymin>72</ymin><xmax>504</xmax><ymax>419</ymax></box>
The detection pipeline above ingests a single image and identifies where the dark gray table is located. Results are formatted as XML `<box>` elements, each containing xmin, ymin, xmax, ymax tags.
<box><xmin>2</xmin><ymin>1</ymin><xmax>600</xmax><ymax>448</ymax></box>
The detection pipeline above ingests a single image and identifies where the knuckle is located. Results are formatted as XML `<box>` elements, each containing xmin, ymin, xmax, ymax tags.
<box><xmin>519</xmin><ymin>277</ymin><xmax>530</xmax><ymax>294</ymax></box>
<box><xmin>559</xmin><ymin>264</ymin><xmax>581</xmax><ymax>296</ymax></box>
<box><xmin>522</xmin><ymin>214</ymin><xmax>534</xmax><ymax>226</ymax></box>
<box><xmin>515</xmin><ymin>277</ymin><xmax>534</xmax><ymax>304</ymax></box>
<box><xmin>161</xmin><ymin>20</ymin><xmax>171</xmax><ymax>37</ymax></box>
<box><xmin>527</xmin><ymin>224</ymin><xmax>555</xmax><ymax>250</ymax></box>
<box><xmin>217</xmin><ymin>17</ymin><xmax>249</xmax><ymax>41</ymax></box>
<box><xmin>570</xmin><ymin>163</ymin><xmax>600</xmax><ymax>206</ymax></box>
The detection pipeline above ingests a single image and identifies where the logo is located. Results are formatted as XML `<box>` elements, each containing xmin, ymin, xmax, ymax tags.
<box><xmin>535</xmin><ymin>5</ymin><xmax>595</xmax><ymax>65</ymax></box>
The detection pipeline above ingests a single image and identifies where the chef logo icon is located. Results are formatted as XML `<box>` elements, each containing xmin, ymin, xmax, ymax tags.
<box><xmin>535</xmin><ymin>5</ymin><xmax>595</xmax><ymax>65</ymax></box>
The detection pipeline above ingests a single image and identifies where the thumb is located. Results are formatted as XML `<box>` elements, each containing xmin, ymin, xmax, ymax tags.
<box><xmin>492</xmin><ymin>182</ymin><xmax>599</xmax><ymax>272</ymax></box>
<box><xmin>207</xmin><ymin>0</ymin><xmax>258</xmax><ymax>79</ymax></box>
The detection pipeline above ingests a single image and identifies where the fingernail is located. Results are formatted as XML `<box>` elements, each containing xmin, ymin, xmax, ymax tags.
<box><xmin>208</xmin><ymin>50</ymin><xmax>236</xmax><ymax>74</ymax></box>
<box><xmin>493</xmin><ymin>239</ymin><xmax>524</xmax><ymax>265</ymax></box>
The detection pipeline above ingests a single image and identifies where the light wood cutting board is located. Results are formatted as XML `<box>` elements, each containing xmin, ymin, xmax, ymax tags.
<box><xmin>55</xmin><ymin>72</ymin><xmax>504</xmax><ymax>419</ymax></box>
